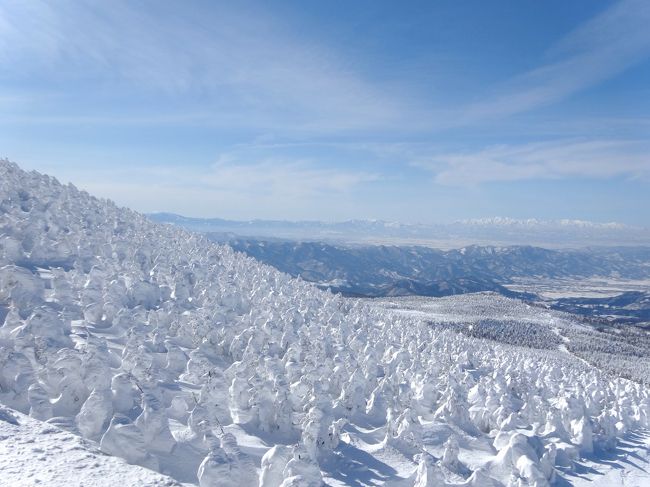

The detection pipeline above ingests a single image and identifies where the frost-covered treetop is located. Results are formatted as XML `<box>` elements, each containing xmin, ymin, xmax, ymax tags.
<box><xmin>0</xmin><ymin>159</ymin><xmax>648</xmax><ymax>486</ymax></box>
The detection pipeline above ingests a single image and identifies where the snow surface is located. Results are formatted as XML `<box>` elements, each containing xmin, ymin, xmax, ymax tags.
<box><xmin>1</xmin><ymin>159</ymin><xmax>649</xmax><ymax>486</ymax></box>
<box><xmin>369</xmin><ymin>294</ymin><xmax>650</xmax><ymax>385</ymax></box>
<box><xmin>0</xmin><ymin>405</ymin><xmax>181</xmax><ymax>486</ymax></box>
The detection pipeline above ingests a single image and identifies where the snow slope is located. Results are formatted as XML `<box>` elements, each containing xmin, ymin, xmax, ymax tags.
<box><xmin>1</xmin><ymin>159</ymin><xmax>649</xmax><ymax>486</ymax></box>
<box><xmin>369</xmin><ymin>294</ymin><xmax>650</xmax><ymax>384</ymax></box>
<box><xmin>0</xmin><ymin>405</ymin><xmax>181</xmax><ymax>486</ymax></box>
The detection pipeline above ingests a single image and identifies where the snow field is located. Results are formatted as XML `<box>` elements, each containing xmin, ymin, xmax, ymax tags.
<box><xmin>1</xmin><ymin>160</ymin><xmax>649</xmax><ymax>486</ymax></box>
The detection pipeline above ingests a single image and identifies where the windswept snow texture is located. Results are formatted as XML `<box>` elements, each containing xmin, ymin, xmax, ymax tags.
<box><xmin>1</xmin><ymin>159</ymin><xmax>650</xmax><ymax>486</ymax></box>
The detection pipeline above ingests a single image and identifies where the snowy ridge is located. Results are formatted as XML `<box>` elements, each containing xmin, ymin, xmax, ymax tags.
<box><xmin>150</xmin><ymin>212</ymin><xmax>650</xmax><ymax>248</ymax></box>
<box><xmin>457</xmin><ymin>217</ymin><xmax>629</xmax><ymax>229</ymax></box>
<box><xmin>1</xmin><ymin>160</ymin><xmax>649</xmax><ymax>486</ymax></box>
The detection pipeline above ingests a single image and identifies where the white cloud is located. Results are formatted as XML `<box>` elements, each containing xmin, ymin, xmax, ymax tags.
<box><xmin>44</xmin><ymin>156</ymin><xmax>379</xmax><ymax>219</ymax></box>
<box><xmin>1</xmin><ymin>0</ymin><xmax>647</xmax><ymax>133</ymax></box>
<box><xmin>458</xmin><ymin>0</ymin><xmax>650</xmax><ymax>122</ymax></box>
<box><xmin>0</xmin><ymin>0</ymin><xmax>408</xmax><ymax>132</ymax></box>
<box><xmin>415</xmin><ymin>139</ymin><xmax>650</xmax><ymax>185</ymax></box>
<box><xmin>206</xmin><ymin>158</ymin><xmax>377</xmax><ymax>196</ymax></box>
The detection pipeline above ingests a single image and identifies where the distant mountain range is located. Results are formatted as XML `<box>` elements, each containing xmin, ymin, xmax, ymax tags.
<box><xmin>227</xmin><ymin>239</ymin><xmax>531</xmax><ymax>299</ymax></box>
<box><xmin>150</xmin><ymin>213</ymin><xmax>650</xmax><ymax>326</ymax></box>
<box><xmin>221</xmin><ymin>238</ymin><xmax>650</xmax><ymax>327</ymax></box>
<box><xmin>219</xmin><ymin>237</ymin><xmax>650</xmax><ymax>294</ymax></box>
<box><xmin>458</xmin><ymin>216</ymin><xmax>627</xmax><ymax>229</ymax></box>
<box><xmin>149</xmin><ymin>212</ymin><xmax>650</xmax><ymax>247</ymax></box>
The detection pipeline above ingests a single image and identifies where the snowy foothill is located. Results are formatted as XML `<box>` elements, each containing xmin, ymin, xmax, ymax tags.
<box><xmin>1</xmin><ymin>159</ymin><xmax>649</xmax><ymax>486</ymax></box>
<box><xmin>369</xmin><ymin>294</ymin><xmax>650</xmax><ymax>385</ymax></box>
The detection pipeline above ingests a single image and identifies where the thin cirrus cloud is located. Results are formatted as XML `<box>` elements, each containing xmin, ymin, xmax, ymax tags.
<box><xmin>1</xmin><ymin>1</ymin><xmax>649</xmax><ymax>224</ymax></box>
<box><xmin>1</xmin><ymin>0</ymin><xmax>647</xmax><ymax>133</ymax></box>
<box><xmin>200</xmin><ymin>157</ymin><xmax>380</xmax><ymax>197</ymax></box>
<box><xmin>457</xmin><ymin>0</ymin><xmax>650</xmax><ymax>123</ymax></box>
<box><xmin>0</xmin><ymin>0</ymin><xmax>408</xmax><ymax>132</ymax></box>
<box><xmin>54</xmin><ymin>156</ymin><xmax>379</xmax><ymax>219</ymax></box>
<box><xmin>416</xmin><ymin>139</ymin><xmax>650</xmax><ymax>186</ymax></box>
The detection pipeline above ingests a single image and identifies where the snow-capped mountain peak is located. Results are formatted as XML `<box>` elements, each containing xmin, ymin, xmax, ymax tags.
<box><xmin>458</xmin><ymin>216</ymin><xmax>630</xmax><ymax>229</ymax></box>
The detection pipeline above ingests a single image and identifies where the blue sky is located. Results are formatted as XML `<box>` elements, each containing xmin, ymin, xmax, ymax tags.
<box><xmin>1</xmin><ymin>0</ymin><xmax>649</xmax><ymax>224</ymax></box>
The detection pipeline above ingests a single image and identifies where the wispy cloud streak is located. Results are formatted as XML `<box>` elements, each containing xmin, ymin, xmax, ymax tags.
<box><xmin>1</xmin><ymin>0</ymin><xmax>648</xmax><ymax>132</ymax></box>
<box><xmin>0</xmin><ymin>0</ymin><xmax>407</xmax><ymax>132</ymax></box>
<box><xmin>41</xmin><ymin>154</ymin><xmax>379</xmax><ymax>219</ymax></box>
<box><xmin>415</xmin><ymin>139</ymin><xmax>650</xmax><ymax>185</ymax></box>
<box><xmin>458</xmin><ymin>0</ymin><xmax>650</xmax><ymax>122</ymax></box>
